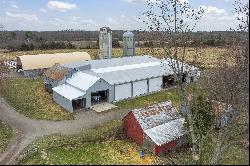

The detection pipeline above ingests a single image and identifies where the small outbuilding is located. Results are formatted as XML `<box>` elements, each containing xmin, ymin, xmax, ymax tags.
<box><xmin>43</xmin><ymin>63</ymin><xmax>76</xmax><ymax>93</ymax></box>
<box><xmin>16</xmin><ymin>52</ymin><xmax>91</xmax><ymax>77</ymax></box>
<box><xmin>123</xmin><ymin>101</ymin><xmax>187</xmax><ymax>156</ymax></box>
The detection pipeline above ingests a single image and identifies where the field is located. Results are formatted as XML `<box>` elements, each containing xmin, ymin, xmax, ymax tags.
<box><xmin>0</xmin><ymin>77</ymin><xmax>73</xmax><ymax>121</ymax></box>
<box><xmin>19</xmin><ymin>119</ymin><xmax>248</xmax><ymax>165</ymax></box>
<box><xmin>0</xmin><ymin>121</ymin><xmax>13</xmax><ymax>154</ymax></box>
<box><xmin>0</xmin><ymin>47</ymin><xmax>226</xmax><ymax>68</ymax></box>
<box><xmin>19</xmin><ymin>120</ymin><xmax>157</xmax><ymax>165</ymax></box>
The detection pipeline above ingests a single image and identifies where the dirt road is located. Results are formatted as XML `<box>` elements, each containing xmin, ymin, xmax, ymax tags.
<box><xmin>0</xmin><ymin>97</ymin><xmax>130</xmax><ymax>164</ymax></box>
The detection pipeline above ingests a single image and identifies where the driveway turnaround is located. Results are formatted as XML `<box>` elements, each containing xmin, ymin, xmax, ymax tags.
<box><xmin>90</xmin><ymin>102</ymin><xmax>117</xmax><ymax>113</ymax></box>
<box><xmin>0</xmin><ymin>97</ymin><xmax>130</xmax><ymax>165</ymax></box>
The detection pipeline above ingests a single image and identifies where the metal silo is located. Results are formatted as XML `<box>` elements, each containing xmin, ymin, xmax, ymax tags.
<box><xmin>99</xmin><ymin>27</ymin><xmax>112</xmax><ymax>59</ymax></box>
<box><xmin>123</xmin><ymin>31</ymin><xmax>135</xmax><ymax>57</ymax></box>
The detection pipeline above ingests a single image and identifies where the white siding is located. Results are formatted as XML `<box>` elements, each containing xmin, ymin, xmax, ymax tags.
<box><xmin>133</xmin><ymin>80</ymin><xmax>148</xmax><ymax>97</ymax></box>
<box><xmin>115</xmin><ymin>83</ymin><xmax>132</xmax><ymax>101</ymax></box>
<box><xmin>149</xmin><ymin>77</ymin><xmax>162</xmax><ymax>92</ymax></box>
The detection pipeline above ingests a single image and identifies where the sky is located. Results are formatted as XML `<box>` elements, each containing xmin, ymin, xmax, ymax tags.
<box><xmin>0</xmin><ymin>0</ymin><xmax>246</xmax><ymax>31</ymax></box>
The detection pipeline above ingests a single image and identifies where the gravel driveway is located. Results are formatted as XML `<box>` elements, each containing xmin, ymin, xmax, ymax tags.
<box><xmin>0</xmin><ymin>97</ymin><xmax>130</xmax><ymax>164</ymax></box>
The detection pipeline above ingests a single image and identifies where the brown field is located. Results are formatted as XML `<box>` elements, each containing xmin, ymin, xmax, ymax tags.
<box><xmin>0</xmin><ymin>47</ymin><xmax>226</xmax><ymax>69</ymax></box>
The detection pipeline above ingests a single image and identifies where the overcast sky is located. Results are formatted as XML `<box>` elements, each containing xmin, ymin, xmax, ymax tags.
<box><xmin>0</xmin><ymin>0</ymin><xmax>246</xmax><ymax>31</ymax></box>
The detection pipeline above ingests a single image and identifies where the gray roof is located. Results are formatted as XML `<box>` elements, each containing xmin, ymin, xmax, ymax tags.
<box><xmin>144</xmin><ymin>118</ymin><xmax>186</xmax><ymax>146</ymax></box>
<box><xmin>132</xmin><ymin>101</ymin><xmax>181</xmax><ymax>130</ymax></box>
<box><xmin>62</xmin><ymin>55</ymin><xmax>199</xmax><ymax>85</ymax></box>
<box><xmin>132</xmin><ymin>101</ymin><xmax>186</xmax><ymax>146</ymax></box>
<box><xmin>132</xmin><ymin>101</ymin><xmax>185</xmax><ymax>146</ymax></box>
<box><xmin>62</xmin><ymin>55</ymin><xmax>158</xmax><ymax>69</ymax></box>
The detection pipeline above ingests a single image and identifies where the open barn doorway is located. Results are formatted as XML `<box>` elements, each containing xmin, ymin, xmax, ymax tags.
<box><xmin>163</xmin><ymin>73</ymin><xmax>188</xmax><ymax>88</ymax></box>
<box><xmin>72</xmin><ymin>98</ymin><xmax>85</xmax><ymax>110</ymax></box>
<box><xmin>91</xmin><ymin>90</ymin><xmax>109</xmax><ymax>105</ymax></box>
<box><xmin>163</xmin><ymin>75</ymin><xmax>175</xmax><ymax>88</ymax></box>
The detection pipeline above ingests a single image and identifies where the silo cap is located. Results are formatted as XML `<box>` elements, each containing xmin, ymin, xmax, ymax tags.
<box><xmin>123</xmin><ymin>31</ymin><xmax>134</xmax><ymax>37</ymax></box>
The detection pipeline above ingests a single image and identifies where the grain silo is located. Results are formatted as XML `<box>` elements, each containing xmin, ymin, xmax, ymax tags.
<box><xmin>123</xmin><ymin>31</ymin><xmax>135</xmax><ymax>57</ymax></box>
<box><xmin>99</xmin><ymin>27</ymin><xmax>112</xmax><ymax>59</ymax></box>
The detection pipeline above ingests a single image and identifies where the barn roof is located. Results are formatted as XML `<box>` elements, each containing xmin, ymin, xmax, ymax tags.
<box><xmin>44</xmin><ymin>63</ymin><xmax>70</xmax><ymax>80</ymax></box>
<box><xmin>52</xmin><ymin>84</ymin><xmax>85</xmax><ymax>101</ymax></box>
<box><xmin>144</xmin><ymin>118</ymin><xmax>185</xmax><ymax>146</ymax></box>
<box><xmin>131</xmin><ymin>101</ymin><xmax>186</xmax><ymax>146</ymax></box>
<box><xmin>66</xmin><ymin>71</ymin><xmax>100</xmax><ymax>92</ymax></box>
<box><xmin>17</xmin><ymin>52</ymin><xmax>91</xmax><ymax>70</ymax></box>
<box><xmin>62</xmin><ymin>55</ymin><xmax>199</xmax><ymax>85</ymax></box>
<box><xmin>132</xmin><ymin>101</ymin><xmax>181</xmax><ymax>130</ymax></box>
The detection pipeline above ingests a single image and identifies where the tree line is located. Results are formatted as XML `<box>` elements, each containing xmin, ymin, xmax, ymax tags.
<box><xmin>0</xmin><ymin>30</ymin><xmax>247</xmax><ymax>51</ymax></box>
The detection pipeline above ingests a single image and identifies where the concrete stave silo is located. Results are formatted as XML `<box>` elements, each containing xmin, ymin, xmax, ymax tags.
<box><xmin>123</xmin><ymin>31</ymin><xmax>135</xmax><ymax>57</ymax></box>
<box><xmin>99</xmin><ymin>27</ymin><xmax>112</xmax><ymax>59</ymax></box>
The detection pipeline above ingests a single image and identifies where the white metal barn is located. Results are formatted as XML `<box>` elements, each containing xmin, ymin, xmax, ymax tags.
<box><xmin>51</xmin><ymin>55</ymin><xmax>200</xmax><ymax>112</ymax></box>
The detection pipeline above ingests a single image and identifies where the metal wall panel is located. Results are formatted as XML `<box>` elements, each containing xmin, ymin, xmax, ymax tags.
<box><xmin>149</xmin><ymin>77</ymin><xmax>162</xmax><ymax>92</ymax></box>
<box><xmin>133</xmin><ymin>80</ymin><xmax>148</xmax><ymax>97</ymax></box>
<box><xmin>115</xmin><ymin>83</ymin><xmax>132</xmax><ymax>101</ymax></box>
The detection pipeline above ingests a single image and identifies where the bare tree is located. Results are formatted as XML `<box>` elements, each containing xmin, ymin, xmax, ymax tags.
<box><xmin>140</xmin><ymin>0</ymin><xmax>204</xmax><ymax>164</ymax></box>
<box><xmin>199</xmin><ymin>0</ymin><xmax>249</xmax><ymax>164</ymax></box>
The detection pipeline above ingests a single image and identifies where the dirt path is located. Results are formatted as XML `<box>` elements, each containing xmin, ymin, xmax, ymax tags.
<box><xmin>0</xmin><ymin>97</ymin><xmax>130</xmax><ymax>164</ymax></box>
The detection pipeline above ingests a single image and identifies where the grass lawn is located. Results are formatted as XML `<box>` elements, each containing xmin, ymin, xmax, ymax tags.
<box><xmin>19</xmin><ymin>119</ymin><xmax>248</xmax><ymax>165</ymax></box>
<box><xmin>19</xmin><ymin>120</ymin><xmax>157</xmax><ymax>165</ymax></box>
<box><xmin>0</xmin><ymin>121</ymin><xmax>13</xmax><ymax>153</ymax></box>
<box><xmin>0</xmin><ymin>77</ymin><xmax>73</xmax><ymax>121</ymax></box>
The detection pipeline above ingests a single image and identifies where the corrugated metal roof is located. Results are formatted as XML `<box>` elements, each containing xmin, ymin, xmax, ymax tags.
<box><xmin>131</xmin><ymin>101</ymin><xmax>185</xmax><ymax>146</ymax></box>
<box><xmin>66</xmin><ymin>71</ymin><xmax>100</xmax><ymax>91</ymax></box>
<box><xmin>62</xmin><ymin>55</ymin><xmax>158</xmax><ymax>69</ymax></box>
<box><xmin>144</xmin><ymin>118</ymin><xmax>186</xmax><ymax>146</ymax></box>
<box><xmin>44</xmin><ymin>63</ymin><xmax>70</xmax><ymax>80</ymax></box>
<box><xmin>17</xmin><ymin>52</ymin><xmax>91</xmax><ymax>70</ymax></box>
<box><xmin>52</xmin><ymin>84</ymin><xmax>85</xmax><ymax>101</ymax></box>
<box><xmin>62</xmin><ymin>56</ymin><xmax>199</xmax><ymax>85</ymax></box>
<box><xmin>91</xmin><ymin>61</ymin><xmax>160</xmax><ymax>74</ymax></box>
<box><xmin>133</xmin><ymin>101</ymin><xmax>181</xmax><ymax>130</ymax></box>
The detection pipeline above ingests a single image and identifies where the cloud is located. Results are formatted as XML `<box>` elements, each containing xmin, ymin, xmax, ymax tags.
<box><xmin>106</xmin><ymin>17</ymin><xmax>118</xmax><ymax>25</ymax></box>
<box><xmin>39</xmin><ymin>8</ymin><xmax>47</xmax><ymax>13</ymax></box>
<box><xmin>5</xmin><ymin>11</ymin><xmax>40</xmax><ymax>22</ymax></box>
<box><xmin>201</xmin><ymin>5</ymin><xmax>227</xmax><ymax>15</ymax></box>
<box><xmin>11</xmin><ymin>4</ymin><xmax>18</xmax><ymax>9</ymax></box>
<box><xmin>196</xmin><ymin>5</ymin><xmax>237</xmax><ymax>31</ymax></box>
<box><xmin>122</xmin><ymin>0</ymin><xmax>188</xmax><ymax>4</ymax></box>
<box><xmin>47</xmin><ymin>1</ymin><xmax>77</xmax><ymax>12</ymax></box>
<box><xmin>122</xmin><ymin>0</ymin><xmax>159</xmax><ymax>4</ymax></box>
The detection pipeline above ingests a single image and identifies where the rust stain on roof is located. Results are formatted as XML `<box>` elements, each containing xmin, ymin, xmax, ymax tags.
<box><xmin>44</xmin><ymin>63</ymin><xmax>70</xmax><ymax>80</ymax></box>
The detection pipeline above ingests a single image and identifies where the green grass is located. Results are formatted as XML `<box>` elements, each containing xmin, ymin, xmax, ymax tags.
<box><xmin>0</xmin><ymin>77</ymin><xmax>73</xmax><ymax>121</ymax></box>
<box><xmin>19</xmin><ymin>119</ymin><xmax>249</xmax><ymax>165</ymax></box>
<box><xmin>19</xmin><ymin>120</ymin><xmax>157</xmax><ymax>165</ymax></box>
<box><xmin>0</xmin><ymin>121</ymin><xmax>13</xmax><ymax>153</ymax></box>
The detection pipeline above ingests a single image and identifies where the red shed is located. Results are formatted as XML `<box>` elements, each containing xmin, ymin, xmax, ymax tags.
<box><xmin>123</xmin><ymin>101</ymin><xmax>186</xmax><ymax>156</ymax></box>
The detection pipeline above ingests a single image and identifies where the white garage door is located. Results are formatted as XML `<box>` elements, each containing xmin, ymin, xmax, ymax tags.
<box><xmin>115</xmin><ymin>83</ymin><xmax>132</xmax><ymax>101</ymax></box>
<box><xmin>149</xmin><ymin>77</ymin><xmax>162</xmax><ymax>92</ymax></box>
<box><xmin>133</xmin><ymin>80</ymin><xmax>148</xmax><ymax>97</ymax></box>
